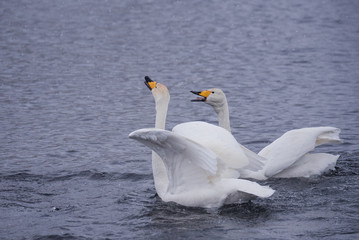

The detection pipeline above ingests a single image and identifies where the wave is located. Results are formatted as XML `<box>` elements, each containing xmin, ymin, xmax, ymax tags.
<box><xmin>0</xmin><ymin>170</ymin><xmax>153</xmax><ymax>182</ymax></box>
<box><xmin>33</xmin><ymin>233</ymin><xmax>91</xmax><ymax>240</ymax></box>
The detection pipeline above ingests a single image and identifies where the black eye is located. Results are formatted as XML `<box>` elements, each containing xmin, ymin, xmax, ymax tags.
<box><xmin>212</xmin><ymin>91</ymin><xmax>215</xmax><ymax>93</ymax></box>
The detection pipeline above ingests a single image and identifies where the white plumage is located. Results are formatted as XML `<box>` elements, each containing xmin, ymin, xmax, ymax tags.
<box><xmin>129</xmin><ymin>128</ymin><xmax>274</xmax><ymax>208</ymax></box>
<box><xmin>191</xmin><ymin>88</ymin><xmax>342</xmax><ymax>179</ymax></box>
<box><xmin>128</xmin><ymin>77</ymin><xmax>274</xmax><ymax>208</ymax></box>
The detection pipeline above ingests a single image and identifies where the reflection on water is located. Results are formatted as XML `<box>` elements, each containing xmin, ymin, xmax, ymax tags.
<box><xmin>0</xmin><ymin>0</ymin><xmax>358</xmax><ymax>239</ymax></box>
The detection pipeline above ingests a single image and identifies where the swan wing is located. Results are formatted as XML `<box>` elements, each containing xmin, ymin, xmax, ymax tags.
<box><xmin>259</xmin><ymin>127</ymin><xmax>341</xmax><ymax>177</ymax></box>
<box><xmin>239</xmin><ymin>145</ymin><xmax>266</xmax><ymax>171</ymax></box>
<box><xmin>173</xmin><ymin>121</ymin><xmax>264</xmax><ymax>177</ymax></box>
<box><xmin>129</xmin><ymin>128</ymin><xmax>219</xmax><ymax>193</ymax></box>
<box><xmin>273</xmin><ymin>153</ymin><xmax>339</xmax><ymax>178</ymax></box>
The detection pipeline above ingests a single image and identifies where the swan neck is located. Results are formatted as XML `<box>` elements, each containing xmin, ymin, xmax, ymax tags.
<box><xmin>155</xmin><ymin>99</ymin><xmax>168</xmax><ymax>129</ymax></box>
<box><xmin>214</xmin><ymin>102</ymin><xmax>231</xmax><ymax>132</ymax></box>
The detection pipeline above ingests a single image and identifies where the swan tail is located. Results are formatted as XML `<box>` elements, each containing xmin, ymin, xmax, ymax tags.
<box><xmin>220</xmin><ymin>178</ymin><xmax>275</xmax><ymax>204</ymax></box>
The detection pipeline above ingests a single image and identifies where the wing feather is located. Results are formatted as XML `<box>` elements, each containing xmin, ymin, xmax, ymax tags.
<box><xmin>259</xmin><ymin>127</ymin><xmax>342</xmax><ymax>177</ymax></box>
<box><xmin>173</xmin><ymin>121</ymin><xmax>265</xmax><ymax>177</ymax></box>
<box><xmin>129</xmin><ymin>128</ymin><xmax>219</xmax><ymax>193</ymax></box>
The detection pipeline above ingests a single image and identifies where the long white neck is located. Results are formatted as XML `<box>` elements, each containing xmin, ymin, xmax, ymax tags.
<box><xmin>152</xmin><ymin>96</ymin><xmax>169</xmax><ymax>198</ymax></box>
<box><xmin>212</xmin><ymin>101</ymin><xmax>231</xmax><ymax>132</ymax></box>
<box><xmin>155</xmin><ymin>99</ymin><xmax>168</xmax><ymax>129</ymax></box>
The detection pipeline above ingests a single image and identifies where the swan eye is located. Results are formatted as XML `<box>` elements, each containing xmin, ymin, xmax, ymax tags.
<box><xmin>212</xmin><ymin>91</ymin><xmax>215</xmax><ymax>94</ymax></box>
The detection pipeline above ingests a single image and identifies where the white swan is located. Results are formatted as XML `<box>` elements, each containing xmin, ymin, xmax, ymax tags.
<box><xmin>129</xmin><ymin>128</ymin><xmax>274</xmax><ymax>208</ymax></box>
<box><xmin>191</xmin><ymin>88</ymin><xmax>342</xmax><ymax>179</ymax></box>
<box><xmin>128</xmin><ymin>77</ymin><xmax>274</xmax><ymax>208</ymax></box>
<box><xmin>144</xmin><ymin>77</ymin><xmax>264</xmax><ymax>182</ymax></box>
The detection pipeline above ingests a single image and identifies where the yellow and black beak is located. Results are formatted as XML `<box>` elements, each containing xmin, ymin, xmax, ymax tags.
<box><xmin>144</xmin><ymin>76</ymin><xmax>157</xmax><ymax>91</ymax></box>
<box><xmin>190</xmin><ymin>90</ymin><xmax>211</xmax><ymax>102</ymax></box>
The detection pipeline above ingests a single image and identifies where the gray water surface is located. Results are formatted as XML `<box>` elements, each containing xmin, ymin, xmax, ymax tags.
<box><xmin>1</xmin><ymin>0</ymin><xmax>358</xmax><ymax>239</ymax></box>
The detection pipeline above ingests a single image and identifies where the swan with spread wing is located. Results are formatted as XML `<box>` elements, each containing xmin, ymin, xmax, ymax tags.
<box><xmin>128</xmin><ymin>77</ymin><xmax>274</xmax><ymax>208</ymax></box>
<box><xmin>191</xmin><ymin>88</ymin><xmax>342</xmax><ymax>179</ymax></box>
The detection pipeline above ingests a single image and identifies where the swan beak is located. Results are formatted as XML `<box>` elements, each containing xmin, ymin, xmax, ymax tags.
<box><xmin>190</xmin><ymin>90</ymin><xmax>211</xmax><ymax>102</ymax></box>
<box><xmin>144</xmin><ymin>76</ymin><xmax>157</xmax><ymax>91</ymax></box>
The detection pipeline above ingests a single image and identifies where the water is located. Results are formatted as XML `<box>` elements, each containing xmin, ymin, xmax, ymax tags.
<box><xmin>0</xmin><ymin>0</ymin><xmax>358</xmax><ymax>239</ymax></box>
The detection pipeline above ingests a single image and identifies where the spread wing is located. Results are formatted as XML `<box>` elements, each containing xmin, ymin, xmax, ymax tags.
<box><xmin>129</xmin><ymin>128</ymin><xmax>219</xmax><ymax>193</ymax></box>
<box><xmin>259</xmin><ymin>127</ymin><xmax>342</xmax><ymax>177</ymax></box>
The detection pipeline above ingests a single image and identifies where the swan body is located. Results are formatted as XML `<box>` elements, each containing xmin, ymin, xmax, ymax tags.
<box><xmin>191</xmin><ymin>88</ymin><xmax>342</xmax><ymax>179</ymax></box>
<box><xmin>129</xmin><ymin>128</ymin><xmax>274</xmax><ymax>208</ymax></box>
<box><xmin>129</xmin><ymin>77</ymin><xmax>274</xmax><ymax>207</ymax></box>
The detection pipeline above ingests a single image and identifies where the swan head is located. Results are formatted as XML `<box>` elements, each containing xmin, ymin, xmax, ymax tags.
<box><xmin>191</xmin><ymin>88</ymin><xmax>227</xmax><ymax>108</ymax></box>
<box><xmin>144</xmin><ymin>76</ymin><xmax>170</xmax><ymax>103</ymax></box>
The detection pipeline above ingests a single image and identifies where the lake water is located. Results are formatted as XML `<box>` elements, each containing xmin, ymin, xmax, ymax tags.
<box><xmin>0</xmin><ymin>0</ymin><xmax>358</xmax><ymax>239</ymax></box>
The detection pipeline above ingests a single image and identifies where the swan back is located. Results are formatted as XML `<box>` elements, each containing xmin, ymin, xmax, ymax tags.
<box><xmin>172</xmin><ymin>121</ymin><xmax>265</xmax><ymax>178</ymax></box>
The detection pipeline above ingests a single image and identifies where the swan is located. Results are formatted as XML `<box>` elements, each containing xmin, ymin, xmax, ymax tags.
<box><xmin>143</xmin><ymin>77</ymin><xmax>265</xmax><ymax>181</ymax></box>
<box><xmin>129</xmin><ymin>128</ymin><xmax>274</xmax><ymax>208</ymax></box>
<box><xmin>191</xmin><ymin>88</ymin><xmax>342</xmax><ymax>179</ymax></box>
<box><xmin>128</xmin><ymin>77</ymin><xmax>275</xmax><ymax>208</ymax></box>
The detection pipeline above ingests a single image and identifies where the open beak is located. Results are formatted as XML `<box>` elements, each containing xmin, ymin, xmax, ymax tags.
<box><xmin>190</xmin><ymin>90</ymin><xmax>211</xmax><ymax>102</ymax></box>
<box><xmin>144</xmin><ymin>76</ymin><xmax>156</xmax><ymax>91</ymax></box>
